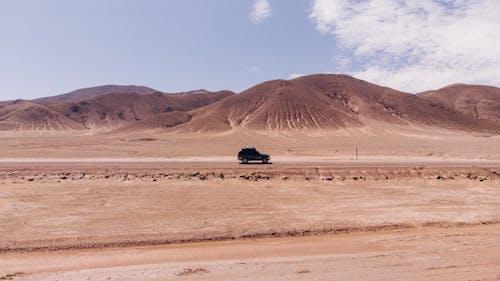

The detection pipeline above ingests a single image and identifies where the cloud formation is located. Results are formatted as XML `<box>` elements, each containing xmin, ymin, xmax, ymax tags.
<box><xmin>246</xmin><ymin>66</ymin><xmax>261</xmax><ymax>73</ymax></box>
<box><xmin>288</xmin><ymin>73</ymin><xmax>305</xmax><ymax>79</ymax></box>
<box><xmin>250</xmin><ymin>0</ymin><xmax>272</xmax><ymax>24</ymax></box>
<box><xmin>310</xmin><ymin>0</ymin><xmax>500</xmax><ymax>92</ymax></box>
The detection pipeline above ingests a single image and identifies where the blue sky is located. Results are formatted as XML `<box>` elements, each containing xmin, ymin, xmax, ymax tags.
<box><xmin>0</xmin><ymin>0</ymin><xmax>334</xmax><ymax>100</ymax></box>
<box><xmin>1</xmin><ymin>0</ymin><xmax>499</xmax><ymax>100</ymax></box>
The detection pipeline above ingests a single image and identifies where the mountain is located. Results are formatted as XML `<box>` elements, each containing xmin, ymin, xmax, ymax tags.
<box><xmin>1</xmin><ymin>75</ymin><xmax>499</xmax><ymax>133</ymax></box>
<box><xmin>49</xmin><ymin>90</ymin><xmax>234</xmax><ymax>130</ymax></box>
<box><xmin>177</xmin><ymin>74</ymin><xmax>500</xmax><ymax>133</ymax></box>
<box><xmin>0</xmin><ymin>100</ymin><xmax>84</xmax><ymax>131</ymax></box>
<box><xmin>418</xmin><ymin>84</ymin><xmax>500</xmax><ymax>124</ymax></box>
<box><xmin>0</xmin><ymin>89</ymin><xmax>234</xmax><ymax>131</ymax></box>
<box><xmin>114</xmin><ymin>111</ymin><xmax>193</xmax><ymax>132</ymax></box>
<box><xmin>33</xmin><ymin>85</ymin><xmax>159</xmax><ymax>104</ymax></box>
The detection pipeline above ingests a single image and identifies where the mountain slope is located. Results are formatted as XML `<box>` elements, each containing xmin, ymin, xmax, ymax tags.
<box><xmin>114</xmin><ymin>111</ymin><xmax>193</xmax><ymax>132</ymax></box>
<box><xmin>50</xmin><ymin>90</ymin><xmax>234</xmax><ymax>130</ymax></box>
<box><xmin>33</xmin><ymin>85</ymin><xmax>159</xmax><ymax>105</ymax></box>
<box><xmin>418</xmin><ymin>84</ymin><xmax>500</xmax><ymax>124</ymax></box>
<box><xmin>0</xmin><ymin>100</ymin><xmax>84</xmax><ymax>131</ymax></box>
<box><xmin>2</xmin><ymin>75</ymin><xmax>499</xmax><ymax>134</ymax></box>
<box><xmin>178</xmin><ymin>74</ymin><xmax>500</xmax><ymax>133</ymax></box>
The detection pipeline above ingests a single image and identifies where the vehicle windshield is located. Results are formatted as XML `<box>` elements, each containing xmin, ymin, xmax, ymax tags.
<box><xmin>242</xmin><ymin>148</ymin><xmax>259</xmax><ymax>154</ymax></box>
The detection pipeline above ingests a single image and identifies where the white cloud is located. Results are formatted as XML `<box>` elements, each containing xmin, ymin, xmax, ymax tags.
<box><xmin>246</xmin><ymin>66</ymin><xmax>261</xmax><ymax>73</ymax></box>
<box><xmin>288</xmin><ymin>73</ymin><xmax>305</xmax><ymax>79</ymax></box>
<box><xmin>309</xmin><ymin>0</ymin><xmax>500</xmax><ymax>92</ymax></box>
<box><xmin>250</xmin><ymin>0</ymin><xmax>272</xmax><ymax>24</ymax></box>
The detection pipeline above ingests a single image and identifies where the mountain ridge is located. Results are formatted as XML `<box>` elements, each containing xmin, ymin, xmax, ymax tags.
<box><xmin>418</xmin><ymin>84</ymin><xmax>500</xmax><ymax>124</ymax></box>
<box><xmin>0</xmin><ymin>90</ymin><xmax>234</xmax><ymax>131</ymax></box>
<box><xmin>175</xmin><ymin>74</ymin><xmax>500</xmax><ymax>133</ymax></box>
<box><xmin>1</xmin><ymin>75</ymin><xmax>499</xmax><ymax>133</ymax></box>
<box><xmin>33</xmin><ymin>85</ymin><xmax>160</xmax><ymax>105</ymax></box>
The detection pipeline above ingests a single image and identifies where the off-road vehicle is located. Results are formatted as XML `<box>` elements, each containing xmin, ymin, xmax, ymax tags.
<box><xmin>237</xmin><ymin>147</ymin><xmax>270</xmax><ymax>164</ymax></box>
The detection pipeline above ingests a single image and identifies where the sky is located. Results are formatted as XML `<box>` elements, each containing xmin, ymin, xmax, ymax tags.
<box><xmin>0</xmin><ymin>0</ymin><xmax>499</xmax><ymax>100</ymax></box>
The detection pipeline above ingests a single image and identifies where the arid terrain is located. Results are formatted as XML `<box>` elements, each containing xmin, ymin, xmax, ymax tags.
<box><xmin>1</xmin><ymin>160</ymin><xmax>500</xmax><ymax>280</ymax></box>
<box><xmin>2</xmin><ymin>75</ymin><xmax>500</xmax><ymax>134</ymax></box>
<box><xmin>1</xmin><ymin>75</ymin><xmax>500</xmax><ymax>280</ymax></box>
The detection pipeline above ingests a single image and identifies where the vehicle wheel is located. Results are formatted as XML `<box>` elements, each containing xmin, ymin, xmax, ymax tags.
<box><xmin>262</xmin><ymin>159</ymin><xmax>268</xmax><ymax>164</ymax></box>
<box><xmin>242</xmin><ymin>158</ymin><xmax>248</xmax><ymax>164</ymax></box>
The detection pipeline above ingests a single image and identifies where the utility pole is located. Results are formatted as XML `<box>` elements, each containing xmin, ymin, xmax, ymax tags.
<box><xmin>355</xmin><ymin>147</ymin><xmax>358</xmax><ymax>160</ymax></box>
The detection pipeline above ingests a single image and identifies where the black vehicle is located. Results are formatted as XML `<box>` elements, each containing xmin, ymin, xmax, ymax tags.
<box><xmin>237</xmin><ymin>147</ymin><xmax>271</xmax><ymax>164</ymax></box>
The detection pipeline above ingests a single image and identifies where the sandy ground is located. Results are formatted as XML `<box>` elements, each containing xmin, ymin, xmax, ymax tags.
<box><xmin>2</xmin><ymin>224</ymin><xmax>500</xmax><ymax>281</ymax></box>
<box><xmin>0</xmin><ymin>127</ymin><xmax>499</xmax><ymax>280</ymax></box>
<box><xmin>1</xmin><ymin>161</ymin><xmax>500</xmax><ymax>280</ymax></box>
<box><xmin>0</xmin><ymin>128</ymin><xmax>498</xmax><ymax>160</ymax></box>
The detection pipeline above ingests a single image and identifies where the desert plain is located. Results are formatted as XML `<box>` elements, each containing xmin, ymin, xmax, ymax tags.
<box><xmin>0</xmin><ymin>128</ymin><xmax>500</xmax><ymax>281</ymax></box>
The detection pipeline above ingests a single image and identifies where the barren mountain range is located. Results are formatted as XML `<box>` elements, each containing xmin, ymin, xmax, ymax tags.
<box><xmin>1</xmin><ymin>74</ymin><xmax>499</xmax><ymax>133</ymax></box>
<box><xmin>32</xmin><ymin>85</ymin><xmax>159</xmax><ymax>104</ymax></box>
<box><xmin>419</xmin><ymin>84</ymin><xmax>500</xmax><ymax>124</ymax></box>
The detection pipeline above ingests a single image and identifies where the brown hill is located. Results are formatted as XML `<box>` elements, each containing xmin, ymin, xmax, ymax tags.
<box><xmin>178</xmin><ymin>74</ymin><xmax>500</xmax><ymax>133</ymax></box>
<box><xmin>50</xmin><ymin>90</ymin><xmax>234</xmax><ymax>130</ymax></box>
<box><xmin>33</xmin><ymin>85</ymin><xmax>159</xmax><ymax>105</ymax></box>
<box><xmin>0</xmin><ymin>100</ymin><xmax>84</xmax><ymax>131</ymax></box>
<box><xmin>418</xmin><ymin>84</ymin><xmax>500</xmax><ymax>124</ymax></box>
<box><xmin>2</xmin><ymin>75</ymin><xmax>499</xmax><ymax>134</ymax></box>
<box><xmin>115</xmin><ymin>111</ymin><xmax>193</xmax><ymax>132</ymax></box>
